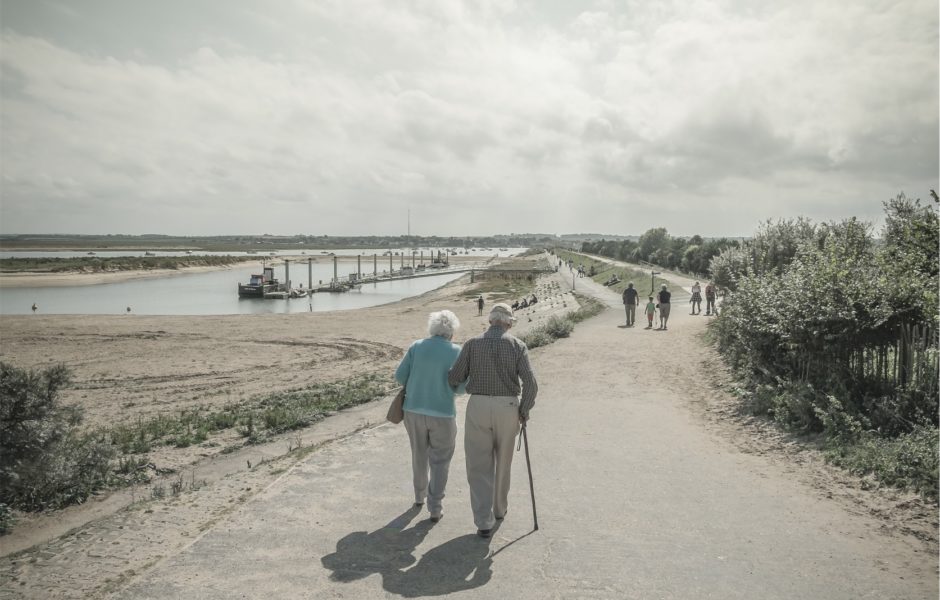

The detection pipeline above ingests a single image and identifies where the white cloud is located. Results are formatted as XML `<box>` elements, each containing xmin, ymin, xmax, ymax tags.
<box><xmin>0</xmin><ymin>0</ymin><xmax>936</xmax><ymax>236</ymax></box>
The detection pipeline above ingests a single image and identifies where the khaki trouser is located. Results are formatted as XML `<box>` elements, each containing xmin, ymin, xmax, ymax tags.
<box><xmin>464</xmin><ymin>394</ymin><xmax>520</xmax><ymax>530</ymax></box>
<box><xmin>403</xmin><ymin>411</ymin><xmax>457</xmax><ymax>515</ymax></box>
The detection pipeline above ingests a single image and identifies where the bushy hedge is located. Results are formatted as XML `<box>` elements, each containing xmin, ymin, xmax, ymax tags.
<box><xmin>712</xmin><ymin>195</ymin><xmax>938</xmax><ymax>498</ymax></box>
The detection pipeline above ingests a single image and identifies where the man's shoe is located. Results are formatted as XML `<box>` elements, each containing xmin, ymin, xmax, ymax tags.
<box><xmin>477</xmin><ymin>529</ymin><xmax>492</xmax><ymax>538</ymax></box>
<box><xmin>430</xmin><ymin>514</ymin><xmax>442</xmax><ymax>523</ymax></box>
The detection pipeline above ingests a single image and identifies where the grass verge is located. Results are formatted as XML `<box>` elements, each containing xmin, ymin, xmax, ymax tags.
<box><xmin>520</xmin><ymin>293</ymin><xmax>605</xmax><ymax>349</ymax></box>
<box><xmin>824</xmin><ymin>427</ymin><xmax>938</xmax><ymax>500</ymax></box>
<box><xmin>108</xmin><ymin>373</ymin><xmax>391</xmax><ymax>451</ymax></box>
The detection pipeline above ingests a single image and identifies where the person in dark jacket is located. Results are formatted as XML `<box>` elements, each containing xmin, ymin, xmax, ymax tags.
<box><xmin>622</xmin><ymin>282</ymin><xmax>639</xmax><ymax>327</ymax></box>
<box><xmin>657</xmin><ymin>283</ymin><xmax>672</xmax><ymax>330</ymax></box>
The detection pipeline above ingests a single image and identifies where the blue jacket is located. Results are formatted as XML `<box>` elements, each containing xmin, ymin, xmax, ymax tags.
<box><xmin>395</xmin><ymin>336</ymin><xmax>465</xmax><ymax>418</ymax></box>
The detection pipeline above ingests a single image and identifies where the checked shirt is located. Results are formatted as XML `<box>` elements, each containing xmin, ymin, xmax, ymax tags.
<box><xmin>448</xmin><ymin>325</ymin><xmax>538</xmax><ymax>418</ymax></box>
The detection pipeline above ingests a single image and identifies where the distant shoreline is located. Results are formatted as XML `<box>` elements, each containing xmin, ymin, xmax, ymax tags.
<box><xmin>0</xmin><ymin>262</ymin><xmax>264</xmax><ymax>288</ymax></box>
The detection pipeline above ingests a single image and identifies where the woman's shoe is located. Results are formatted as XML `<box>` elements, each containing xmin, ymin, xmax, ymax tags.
<box><xmin>477</xmin><ymin>529</ymin><xmax>492</xmax><ymax>538</ymax></box>
<box><xmin>430</xmin><ymin>513</ymin><xmax>442</xmax><ymax>523</ymax></box>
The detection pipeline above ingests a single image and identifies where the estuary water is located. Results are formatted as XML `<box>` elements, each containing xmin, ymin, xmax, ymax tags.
<box><xmin>0</xmin><ymin>248</ymin><xmax>526</xmax><ymax>315</ymax></box>
<box><xmin>0</xmin><ymin>266</ymin><xmax>467</xmax><ymax>316</ymax></box>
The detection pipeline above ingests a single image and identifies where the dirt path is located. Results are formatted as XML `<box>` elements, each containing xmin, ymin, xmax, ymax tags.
<box><xmin>1</xmin><ymin>266</ymin><xmax>936</xmax><ymax>599</ymax></box>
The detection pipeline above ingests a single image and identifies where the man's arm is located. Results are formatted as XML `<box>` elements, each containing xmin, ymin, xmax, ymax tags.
<box><xmin>516</xmin><ymin>346</ymin><xmax>538</xmax><ymax>421</ymax></box>
<box><xmin>447</xmin><ymin>343</ymin><xmax>471</xmax><ymax>388</ymax></box>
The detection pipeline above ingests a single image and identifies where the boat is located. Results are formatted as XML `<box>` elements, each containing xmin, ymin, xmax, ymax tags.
<box><xmin>144</xmin><ymin>251</ymin><xmax>156</xmax><ymax>257</ymax></box>
<box><xmin>238</xmin><ymin>266</ymin><xmax>282</xmax><ymax>297</ymax></box>
<box><xmin>87</xmin><ymin>251</ymin><xmax>96</xmax><ymax>256</ymax></box>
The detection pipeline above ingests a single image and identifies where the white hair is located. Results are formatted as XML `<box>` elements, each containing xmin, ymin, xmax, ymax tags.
<box><xmin>428</xmin><ymin>310</ymin><xmax>460</xmax><ymax>338</ymax></box>
<box><xmin>489</xmin><ymin>309</ymin><xmax>514</xmax><ymax>326</ymax></box>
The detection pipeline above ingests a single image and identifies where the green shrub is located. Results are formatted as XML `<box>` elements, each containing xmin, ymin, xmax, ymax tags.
<box><xmin>827</xmin><ymin>427</ymin><xmax>938</xmax><ymax>499</ymax></box>
<box><xmin>543</xmin><ymin>315</ymin><xmax>574</xmax><ymax>339</ymax></box>
<box><xmin>1</xmin><ymin>362</ymin><xmax>116</xmax><ymax>511</ymax></box>
<box><xmin>520</xmin><ymin>329</ymin><xmax>553</xmax><ymax>349</ymax></box>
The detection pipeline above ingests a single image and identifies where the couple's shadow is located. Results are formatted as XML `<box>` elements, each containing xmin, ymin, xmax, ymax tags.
<box><xmin>321</xmin><ymin>505</ymin><xmax>494</xmax><ymax>597</ymax></box>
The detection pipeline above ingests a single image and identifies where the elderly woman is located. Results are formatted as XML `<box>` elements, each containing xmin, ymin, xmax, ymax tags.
<box><xmin>395</xmin><ymin>310</ymin><xmax>464</xmax><ymax>522</ymax></box>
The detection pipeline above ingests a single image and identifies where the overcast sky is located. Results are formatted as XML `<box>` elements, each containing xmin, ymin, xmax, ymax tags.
<box><xmin>1</xmin><ymin>0</ymin><xmax>937</xmax><ymax>237</ymax></box>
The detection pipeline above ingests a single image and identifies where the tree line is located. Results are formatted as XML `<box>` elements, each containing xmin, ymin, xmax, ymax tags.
<box><xmin>580</xmin><ymin>229</ymin><xmax>741</xmax><ymax>277</ymax></box>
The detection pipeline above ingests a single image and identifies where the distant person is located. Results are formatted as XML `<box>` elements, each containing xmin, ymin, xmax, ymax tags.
<box><xmin>395</xmin><ymin>310</ymin><xmax>465</xmax><ymax>523</ymax></box>
<box><xmin>705</xmin><ymin>282</ymin><xmax>717</xmax><ymax>315</ymax></box>
<box><xmin>657</xmin><ymin>283</ymin><xmax>672</xmax><ymax>330</ymax></box>
<box><xmin>448</xmin><ymin>303</ymin><xmax>538</xmax><ymax>539</ymax></box>
<box><xmin>31</xmin><ymin>303</ymin><xmax>37</xmax><ymax>313</ymax></box>
<box><xmin>621</xmin><ymin>282</ymin><xmax>639</xmax><ymax>327</ymax></box>
<box><xmin>690</xmin><ymin>282</ymin><xmax>702</xmax><ymax>315</ymax></box>
<box><xmin>477</xmin><ymin>296</ymin><xmax>484</xmax><ymax>316</ymax></box>
<box><xmin>126</xmin><ymin>306</ymin><xmax>132</xmax><ymax>314</ymax></box>
<box><xmin>644</xmin><ymin>296</ymin><xmax>656</xmax><ymax>329</ymax></box>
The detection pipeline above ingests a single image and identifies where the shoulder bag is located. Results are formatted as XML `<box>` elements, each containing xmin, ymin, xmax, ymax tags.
<box><xmin>386</xmin><ymin>387</ymin><xmax>405</xmax><ymax>424</ymax></box>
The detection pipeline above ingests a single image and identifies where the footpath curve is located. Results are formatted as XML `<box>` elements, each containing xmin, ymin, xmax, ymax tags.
<box><xmin>104</xmin><ymin>271</ymin><xmax>937</xmax><ymax>599</ymax></box>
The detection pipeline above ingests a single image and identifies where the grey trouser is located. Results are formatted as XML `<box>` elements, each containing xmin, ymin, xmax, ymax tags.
<box><xmin>624</xmin><ymin>304</ymin><xmax>636</xmax><ymax>325</ymax></box>
<box><xmin>659</xmin><ymin>303</ymin><xmax>671</xmax><ymax>320</ymax></box>
<box><xmin>403</xmin><ymin>411</ymin><xmax>457</xmax><ymax>515</ymax></box>
<box><xmin>464</xmin><ymin>394</ymin><xmax>520</xmax><ymax>530</ymax></box>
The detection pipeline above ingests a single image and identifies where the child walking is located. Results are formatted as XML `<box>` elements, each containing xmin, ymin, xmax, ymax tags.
<box><xmin>644</xmin><ymin>296</ymin><xmax>656</xmax><ymax>329</ymax></box>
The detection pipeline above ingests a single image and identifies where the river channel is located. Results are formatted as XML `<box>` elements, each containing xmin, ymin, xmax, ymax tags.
<box><xmin>3</xmin><ymin>259</ymin><xmax>513</xmax><ymax>316</ymax></box>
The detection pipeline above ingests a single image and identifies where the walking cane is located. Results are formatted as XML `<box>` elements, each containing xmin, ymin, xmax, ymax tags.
<box><xmin>521</xmin><ymin>423</ymin><xmax>539</xmax><ymax>531</ymax></box>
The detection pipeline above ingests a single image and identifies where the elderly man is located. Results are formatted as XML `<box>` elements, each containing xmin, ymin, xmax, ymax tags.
<box><xmin>448</xmin><ymin>303</ymin><xmax>538</xmax><ymax>538</ymax></box>
<box><xmin>622</xmin><ymin>281</ymin><xmax>639</xmax><ymax>326</ymax></box>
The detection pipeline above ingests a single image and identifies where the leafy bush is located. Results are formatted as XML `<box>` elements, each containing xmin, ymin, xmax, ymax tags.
<box><xmin>712</xmin><ymin>195</ymin><xmax>939</xmax><ymax>498</ymax></box>
<box><xmin>543</xmin><ymin>315</ymin><xmax>574</xmax><ymax>339</ymax></box>
<box><xmin>520</xmin><ymin>329</ymin><xmax>553</xmax><ymax>349</ymax></box>
<box><xmin>0</xmin><ymin>362</ymin><xmax>115</xmax><ymax>511</ymax></box>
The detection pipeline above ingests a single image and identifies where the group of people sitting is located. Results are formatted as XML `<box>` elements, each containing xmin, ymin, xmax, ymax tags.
<box><xmin>511</xmin><ymin>295</ymin><xmax>538</xmax><ymax>310</ymax></box>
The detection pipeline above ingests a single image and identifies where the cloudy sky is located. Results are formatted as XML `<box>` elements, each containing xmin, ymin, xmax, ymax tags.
<box><xmin>1</xmin><ymin>0</ymin><xmax>937</xmax><ymax>237</ymax></box>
